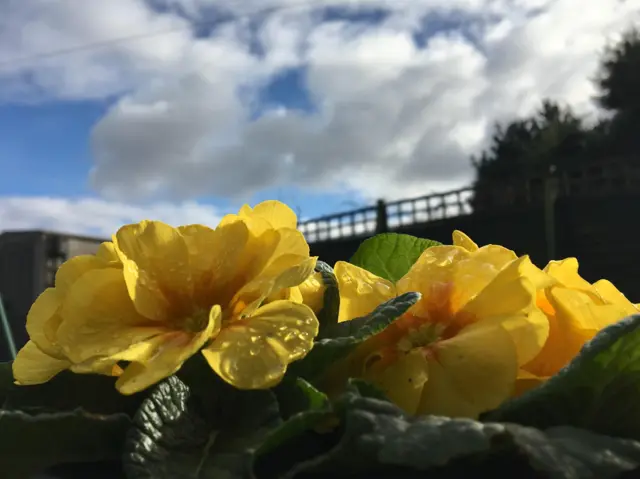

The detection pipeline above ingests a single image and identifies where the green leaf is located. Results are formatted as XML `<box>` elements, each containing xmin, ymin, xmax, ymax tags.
<box><xmin>273</xmin><ymin>377</ymin><xmax>329</xmax><ymax>419</ymax></box>
<box><xmin>3</xmin><ymin>367</ymin><xmax>144</xmax><ymax>416</ymax></box>
<box><xmin>0</xmin><ymin>408</ymin><xmax>130</xmax><ymax>479</ymax></box>
<box><xmin>252</xmin><ymin>408</ymin><xmax>338</xmax><ymax>479</ymax></box>
<box><xmin>123</xmin><ymin>375</ymin><xmax>282</xmax><ymax>479</ymax></box>
<box><xmin>346</xmin><ymin>378</ymin><xmax>389</xmax><ymax>402</ymax></box>
<box><xmin>330</xmin><ymin>291</ymin><xmax>421</xmax><ymax>339</ymax></box>
<box><xmin>349</xmin><ymin>233</ymin><xmax>442</xmax><ymax>282</ymax></box>
<box><xmin>314</xmin><ymin>261</ymin><xmax>340</xmax><ymax>339</ymax></box>
<box><xmin>277</xmin><ymin>390</ymin><xmax>640</xmax><ymax>478</ymax></box>
<box><xmin>253</xmin><ymin>381</ymin><xmax>337</xmax><ymax>479</ymax></box>
<box><xmin>288</xmin><ymin>292</ymin><xmax>420</xmax><ymax>383</ymax></box>
<box><xmin>482</xmin><ymin>314</ymin><xmax>640</xmax><ymax>440</ymax></box>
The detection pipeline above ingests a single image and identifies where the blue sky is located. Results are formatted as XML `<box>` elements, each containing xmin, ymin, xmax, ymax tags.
<box><xmin>0</xmin><ymin>73</ymin><xmax>356</xmax><ymax>222</ymax></box>
<box><xmin>0</xmin><ymin>0</ymin><xmax>633</xmax><ymax>237</ymax></box>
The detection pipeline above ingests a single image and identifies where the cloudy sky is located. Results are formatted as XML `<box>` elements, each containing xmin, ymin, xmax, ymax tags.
<box><xmin>0</xmin><ymin>0</ymin><xmax>638</xmax><ymax>237</ymax></box>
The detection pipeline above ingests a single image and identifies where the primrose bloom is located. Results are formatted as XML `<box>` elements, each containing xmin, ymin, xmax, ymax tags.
<box><xmin>518</xmin><ymin>258</ymin><xmax>639</xmax><ymax>393</ymax></box>
<box><xmin>13</xmin><ymin>242</ymin><xmax>124</xmax><ymax>384</ymax></box>
<box><xmin>13</xmin><ymin>201</ymin><xmax>319</xmax><ymax>394</ymax></box>
<box><xmin>331</xmin><ymin>234</ymin><xmax>550</xmax><ymax>418</ymax></box>
<box><xmin>452</xmin><ymin>231</ymin><xmax>640</xmax><ymax>395</ymax></box>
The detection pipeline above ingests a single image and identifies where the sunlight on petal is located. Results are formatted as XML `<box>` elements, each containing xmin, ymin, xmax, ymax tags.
<box><xmin>202</xmin><ymin>301</ymin><xmax>318</xmax><ymax>389</ymax></box>
<box><xmin>452</xmin><ymin>230</ymin><xmax>479</xmax><ymax>252</ymax></box>
<box><xmin>114</xmin><ymin>220</ymin><xmax>191</xmax><ymax>321</ymax></box>
<box><xmin>115</xmin><ymin>305</ymin><xmax>221</xmax><ymax>395</ymax></box>
<box><xmin>56</xmin><ymin>268</ymin><xmax>166</xmax><ymax>363</ymax></box>
<box><xmin>250</xmin><ymin>200</ymin><xmax>298</xmax><ymax>230</ymax></box>
<box><xmin>334</xmin><ymin>261</ymin><xmax>396</xmax><ymax>322</ymax></box>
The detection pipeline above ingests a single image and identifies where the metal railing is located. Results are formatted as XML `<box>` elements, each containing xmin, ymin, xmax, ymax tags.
<box><xmin>298</xmin><ymin>158</ymin><xmax>640</xmax><ymax>243</ymax></box>
<box><xmin>298</xmin><ymin>188</ymin><xmax>474</xmax><ymax>243</ymax></box>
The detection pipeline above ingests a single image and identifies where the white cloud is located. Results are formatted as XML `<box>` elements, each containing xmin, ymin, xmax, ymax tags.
<box><xmin>0</xmin><ymin>196</ymin><xmax>222</xmax><ymax>237</ymax></box>
<box><xmin>2</xmin><ymin>0</ymin><xmax>640</xmax><ymax>207</ymax></box>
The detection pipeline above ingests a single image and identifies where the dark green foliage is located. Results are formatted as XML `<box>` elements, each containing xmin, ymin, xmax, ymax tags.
<box><xmin>483</xmin><ymin>314</ymin><xmax>640</xmax><ymax>441</ymax></box>
<box><xmin>313</xmin><ymin>261</ymin><xmax>340</xmax><ymax>339</ymax></box>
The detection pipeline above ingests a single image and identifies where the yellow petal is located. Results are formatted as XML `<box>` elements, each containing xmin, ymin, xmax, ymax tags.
<box><xmin>202</xmin><ymin>300</ymin><xmax>318</xmax><ymax>389</ymax></box>
<box><xmin>417</xmin><ymin>322</ymin><xmax>518</xmax><ymax>418</ymax></box>
<box><xmin>514</xmin><ymin>369</ymin><xmax>547</xmax><ymax>398</ymax></box>
<box><xmin>544</xmin><ymin>258</ymin><xmax>592</xmax><ymax>292</ymax></box>
<box><xmin>523</xmin><ymin>287</ymin><xmax>623</xmax><ymax>377</ymax></box>
<box><xmin>334</xmin><ymin>261</ymin><xmax>396</xmax><ymax>323</ymax></box>
<box><xmin>233</xmin><ymin>226</ymin><xmax>310</xmax><ymax>290</ymax></box>
<box><xmin>56</xmin><ymin>268</ymin><xmax>167</xmax><ymax>364</ymax></box>
<box><xmin>470</xmin><ymin>244</ymin><xmax>518</xmax><ymax>273</ymax></box>
<box><xmin>233</xmin><ymin>256</ymin><xmax>318</xmax><ymax>316</ymax></box>
<box><xmin>463</xmin><ymin>257</ymin><xmax>537</xmax><ymax>317</ymax></box>
<box><xmin>96</xmin><ymin>241</ymin><xmax>121</xmax><ymax>264</ymax></box>
<box><xmin>12</xmin><ymin>341</ymin><xmax>70</xmax><ymax>385</ymax></box>
<box><xmin>25</xmin><ymin>288</ymin><xmax>65</xmax><ymax>358</ymax></box>
<box><xmin>249</xmin><ymin>200</ymin><xmax>298</xmax><ymax>230</ymax></box>
<box><xmin>593</xmin><ymin>280</ymin><xmax>638</xmax><ymax>315</ymax></box>
<box><xmin>550</xmin><ymin>286</ymin><xmax>626</xmax><ymax>332</ymax></box>
<box><xmin>229</xmin><ymin>228</ymin><xmax>282</xmax><ymax>288</ymax></box>
<box><xmin>452</xmin><ymin>230</ymin><xmax>479</xmax><ymax>252</ymax></box>
<box><xmin>366</xmin><ymin>349</ymin><xmax>429</xmax><ymax>415</ymax></box>
<box><xmin>239</xmin><ymin>204</ymin><xmax>253</xmax><ymax>216</ymax></box>
<box><xmin>114</xmin><ymin>220</ymin><xmax>191</xmax><ymax>321</ymax></box>
<box><xmin>114</xmin><ymin>305</ymin><xmax>221</xmax><ymax>395</ymax></box>
<box><xmin>222</xmin><ymin>205</ymin><xmax>272</xmax><ymax>238</ymax></box>
<box><xmin>288</xmin><ymin>286</ymin><xmax>304</xmax><ymax>303</ymax></box>
<box><xmin>70</xmin><ymin>358</ymin><xmax>123</xmax><ymax>377</ymax></box>
<box><xmin>298</xmin><ymin>272</ymin><xmax>326</xmax><ymax>314</ymax></box>
<box><xmin>396</xmin><ymin>246</ymin><xmax>478</xmax><ymax>312</ymax></box>
<box><xmin>257</xmin><ymin>229</ymin><xmax>310</xmax><ymax>278</ymax></box>
<box><xmin>398</xmin><ymin>246</ymin><xmax>468</xmax><ymax>290</ymax></box>
<box><xmin>179</xmin><ymin>221</ymin><xmax>250</xmax><ymax>306</ymax></box>
<box><xmin>462</xmin><ymin>308</ymin><xmax>549</xmax><ymax>366</ymax></box>
<box><xmin>398</xmin><ymin>244</ymin><xmax>517</xmax><ymax>313</ymax></box>
<box><xmin>55</xmin><ymin>254</ymin><xmax>115</xmax><ymax>294</ymax></box>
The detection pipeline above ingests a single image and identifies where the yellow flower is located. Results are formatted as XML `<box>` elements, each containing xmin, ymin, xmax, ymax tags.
<box><xmin>518</xmin><ymin>258</ymin><xmax>638</xmax><ymax>391</ymax></box>
<box><xmin>297</xmin><ymin>272</ymin><xmax>327</xmax><ymax>314</ymax></box>
<box><xmin>331</xmin><ymin>234</ymin><xmax>550</xmax><ymax>418</ymax></box>
<box><xmin>14</xmin><ymin>201</ymin><xmax>319</xmax><ymax>395</ymax></box>
<box><xmin>452</xmin><ymin>231</ymin><xmax>639</xmax><ymax>396</ymax></box>
<box><xmin>13</xmin><ymin>242</ymin><xmax>124</xmax><ymax>385</ymax></box>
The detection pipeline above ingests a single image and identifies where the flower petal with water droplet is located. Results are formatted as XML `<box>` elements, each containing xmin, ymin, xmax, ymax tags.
<box><xmin>202</xmin><ymin>300</ymin><xmax>318</xmax><ymax>389</ymax></box>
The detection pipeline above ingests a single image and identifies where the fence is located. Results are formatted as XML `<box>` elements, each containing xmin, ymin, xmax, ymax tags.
<box><xmin>298</xmin><ymin>157</ymin><xmax>640</xmax><ymax>243</ymax></box>
<box><xmin>298</xmin><ymin>188</ymin><xmax>474</xmax><ymax>243</ymax></box>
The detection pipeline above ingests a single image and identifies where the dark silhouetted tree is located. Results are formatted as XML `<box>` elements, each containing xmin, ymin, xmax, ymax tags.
<box><xmin>472</xmin><ymin>101</ymin><xmax>589</xmax><ymax>180</ymax></box>
<box><xmin>594</xmin><ymin>26</ymin><xmax>640</xmax><ymax>156</ymax></box>
<box><xmin>596</xmin><ymin>27</ymin><xmax>640</xmax><ymax>113</ymax></box>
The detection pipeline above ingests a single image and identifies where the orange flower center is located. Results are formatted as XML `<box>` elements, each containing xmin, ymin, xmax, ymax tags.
<box><xmin>361</xmin><ymin>282</ymin><xmax>476</xmax><ymax>373</ymax></box>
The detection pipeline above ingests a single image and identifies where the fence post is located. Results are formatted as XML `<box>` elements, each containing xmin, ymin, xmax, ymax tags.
<box><xmin>375</xmin><ymin>199</ymin><xmax>388</xmax><ymax>234</ymax></box>
<box><xmin>543</xmin><ymin>176</ymin><xmax>558</xmax><ymax>262</ymax></box>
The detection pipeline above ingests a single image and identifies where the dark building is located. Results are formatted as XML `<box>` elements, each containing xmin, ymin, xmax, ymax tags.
<box><xmin>0</xmin><ymin>231</ymin><xmax>106</xmax><ymax>361</ymax></box>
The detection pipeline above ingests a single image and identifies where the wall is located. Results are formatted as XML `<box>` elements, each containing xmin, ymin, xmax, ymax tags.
<box><xmin>0</xmin><ymin>232</ymin><xmax>105</xmax><ymax>360</ymax></box>
<box><xmin>0</xmin><ymin>232</ymin><xmax>45</xmax><ymax>361</ymax></box>
<box><xmin>67</xmin><ymin>237</ymin><xmax>104</xmax><ymax>257</ymax></box>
